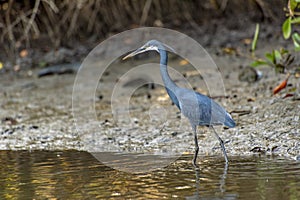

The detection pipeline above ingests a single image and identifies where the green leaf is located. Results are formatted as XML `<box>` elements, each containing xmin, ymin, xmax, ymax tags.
<box><xmin>274</xmin><ymin>50</ymin><xmax>282</xmax><ymax>62</ymax></box>
<box><xmin>280</xmin><ymin>48</ymin><xmax>289</xmax><ymax>55</ymax></box>
<box><xmin>291</xmin><ymin>17</ymin><xmax>300</xmax><ymax>24</ymax></box>
<box><xmin>293</xmin><ymin>32</ymin><xmax>300</xmax><ymax>40</ymax></box>
<box><xmin>250</xmin><ymin>60</ymin><xmax>268</xmax><ymax>67</ymax></box>
<box><xmin>282</xmin><ymin>17</ymin><xmax>292</xmax><ymax>39</ymax></box>
<box><xmin>292</xmin><ymin>33</ymin><xmax>300</xmax><ymax>51</ymax></box>
<box><xmin>290</xmin><ymin>0</ymin><xmax>299</xmax><ymax>11</ymax></box>
<box><xmin>39</xmin><ymin>61</ymin><xmax>47</xmax><ymax>68</ymax></box>
<box><xmin>265</xmin><ymin>52</ymin><xmax>275</xmax><ymax>64</ymax></box>
<box><xmin>251</xmin><ymin>24</ymin><xmax>260</xmax><ymax>52</ymax></box>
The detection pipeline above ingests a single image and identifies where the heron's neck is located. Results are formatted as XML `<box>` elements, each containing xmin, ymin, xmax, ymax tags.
<box><xmin>159</xmin><ymin>49</ymin><xmax>178</xmax><ymax>92</ymax></box>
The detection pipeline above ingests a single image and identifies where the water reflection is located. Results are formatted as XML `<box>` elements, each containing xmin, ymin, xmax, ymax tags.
<box><xmin>190</xmin><ymin>162</ymin><xmax>228</xmax><ymax>200</ymax></box>
<box><xmin>0</xmin><ymin>151</ymin><xmax>299</xmax><ymax>199</ymax></box>
<box><xmin>91</xmin><ymin>152</ymin><xmax>180</xmax><ymax>173</ymax></box>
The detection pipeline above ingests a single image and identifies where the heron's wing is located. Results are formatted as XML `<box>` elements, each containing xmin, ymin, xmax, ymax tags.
<box><xmin>178</xmin><ymin>90</ymin><xmax>235</xmax><ymax>127</ymax></box>
<box><xmin>177</xmin><ymin>89</ymin><xmax>209</xmax><ymax>125</ymax></box>
<box><xmin>196</xmin><ymin>93</ymin><xmax>236</xmax><ymax>127</ymax></box>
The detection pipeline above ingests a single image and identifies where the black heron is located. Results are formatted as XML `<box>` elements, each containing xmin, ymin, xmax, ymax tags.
<box><xmin>123</xmin><ymin>40</ymin><xmax>236</xmax><ymax>167</ymax></box>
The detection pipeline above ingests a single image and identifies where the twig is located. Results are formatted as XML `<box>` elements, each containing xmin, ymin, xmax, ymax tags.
<box><xmin>20</xmin><ymin>11</ymin><xmax>31</xmax><ymax>48</ymax></box>
<box><xmin>254</xmin><ymin>0</ymin><xmax>275</xmax><ymax>20</ymax></box>
<box><xmin>67</xmin><ymin>0</ymin><xmax>83</xmax><ymax>38</ymax></box>
<box><xmin>40</xmin><ymin>13</ymin><xmax>57</xmax><ymax>47</ymax></box>
<box><xmin>23</xmin><ymin>0</ymin><xmax>40</xmax><ymax>37</ymax></box>
<box><xmin>41</xmin><ymin>0</ymin><xmax>60</xmax><ymax>47</ymax></box>
<box><xmin>0</xmin><ymin>11</ymin><xmax>32</xmax><ymax>42</ymax></box>
<box><xmin>13</xmin><ymin>0</ymin><xmax>41</xmax><ymax>49</ymax></box>
<box><xmin>181</xmin><ymin>3</ymin><xmax>202</xmax><ymax>33</ymax></box>
<box><xmin>5</xmin><ymin>0</ymin><xmax>15</xmax><ymax>45</ymax></box>
<box><xmin>87</xmin><ymin>0</ymin><xmax>99</xmax><ymax>32</ymax></box>
<box><xmin>4</xmin><ymin>0</ymin><xmax>16</xmax><ymax>60</ymax></box>
<box><xmin>220</xmin><ymin>0</ymin><xmax>228</xmax><ymax>12</ymax></box>
<box><xmin>140</xmin><ymin>0</ymin><xmax>152</xmax><ymax>26</ymax></box>
<box><xmin>41</xmin><ymin>0</ymin><xmax>59</xmax><ymax>13</ymax></box>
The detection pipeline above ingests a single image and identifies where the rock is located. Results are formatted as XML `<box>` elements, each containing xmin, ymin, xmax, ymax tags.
<box><xmin>37</xmin><ymin>62</ymin><xmax>81</xmax><ymax>77</ymax></box>
<box><xmin>238</xmin><ymin>66</ymin><xmax>263</xmax><ymax>83</ymax></box>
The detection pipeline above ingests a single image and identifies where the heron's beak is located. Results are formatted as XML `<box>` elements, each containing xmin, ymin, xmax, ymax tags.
<box><xmin>122</xmin><ymin>47</ymin><xmax>146</xmax><ymax>60</ymax></box>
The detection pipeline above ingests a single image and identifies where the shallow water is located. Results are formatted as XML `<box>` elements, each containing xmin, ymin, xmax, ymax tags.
<box><xmin>0</xmin><ymin>151</ymin><xmax>299</xmax><ymax>199</ymax></box>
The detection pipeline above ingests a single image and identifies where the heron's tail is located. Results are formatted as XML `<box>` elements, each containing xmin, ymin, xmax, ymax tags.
<box><xmin>224</xmin><ymin>112</ymin><xmax>236</xmax><ymax>128</ymax></box>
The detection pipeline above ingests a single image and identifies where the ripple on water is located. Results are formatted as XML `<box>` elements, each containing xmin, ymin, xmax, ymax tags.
<box><xmin>0</xmin><ymin>151</ymin><xmax>299</xmax><ymax>199</ymax></box>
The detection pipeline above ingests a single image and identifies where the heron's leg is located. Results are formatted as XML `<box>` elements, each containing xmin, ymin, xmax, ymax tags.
<box><xmin>211</xmin><ymin>126</ymin><xmax>228</xmax><ymax>163</ymax></box>
<box><xmin>192</xmin><ymin>125</ymin><xmax>199</xmax><ymax>168</ymax></box>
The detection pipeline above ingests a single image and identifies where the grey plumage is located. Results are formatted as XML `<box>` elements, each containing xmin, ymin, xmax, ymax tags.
<box><xmin>123</xmin><ymin>40</ymin><xmax>236</xmax><ymax>167</ymax></box>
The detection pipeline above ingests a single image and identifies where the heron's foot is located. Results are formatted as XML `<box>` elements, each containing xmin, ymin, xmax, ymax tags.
<box><xmin>211</xmin><ymin>126</ymin><xmax>229</xmax><ymax>164</ymax></box>
<box><xmin>193</xmin><ymin>162</ymin><xmax>199</xmax><ymax>169</ymax></box>
<box><xmin>192</xmin><ymin>156</ymin><xmax>199</xmax><ymax>169</ymax></box>
<box><xmin>193</xmin><ymin>146</ymin><xmax>199</xmax><ymax>168</ymax></box>
<box><xmin>219</xmin><ymin>140</ymin><xmax>229</xmax><ymax>163</ymax></box>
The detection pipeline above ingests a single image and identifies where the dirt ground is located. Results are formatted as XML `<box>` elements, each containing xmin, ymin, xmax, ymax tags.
<box><xmin>0</xmin><ymin>21</ymin><xmax>299</xmax><ymax>161</ymax></box>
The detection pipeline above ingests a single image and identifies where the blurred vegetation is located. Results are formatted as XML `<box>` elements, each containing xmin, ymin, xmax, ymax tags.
<box><xmin>251</xmin><ymin>0</ymin><xmax>300</xmax><ymax>95</ymax></box>
<box><xmin>0</xmin><ymin>0</ymin><xmax>283</xmax><ymax>63</ymax></box>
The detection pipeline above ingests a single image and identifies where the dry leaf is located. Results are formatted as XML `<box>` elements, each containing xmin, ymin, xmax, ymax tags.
<box><xmin>273</xmin><ymin>79</ymin><xmax>288</xmax><ymax>95</ymax></box>
<box><xmin>242</xmin><ymin>38</ymin><xmax>252</xmax><ymax>45</ymax></box>
<box><xmin>20</xmin><ymin>49</ymin><xmax>28</xmax><ymax>58</ymax></box>
<box><xmin>179</xmin><ymin>59</ymin><xmax>188</xmax><ymax>66</ymax></box>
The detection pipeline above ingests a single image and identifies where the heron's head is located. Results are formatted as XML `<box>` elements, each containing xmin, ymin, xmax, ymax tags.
<box><xmin>122</xmin><ymin>40</ymin><xmax>165</xmax><ymax>60</ymax></box>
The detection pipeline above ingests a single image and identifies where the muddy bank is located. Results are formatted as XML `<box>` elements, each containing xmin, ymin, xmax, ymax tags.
<box><xmin>0</xmin><ymin>23</ymin><xmax>299</xmax><ymax>161</ymax></box>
